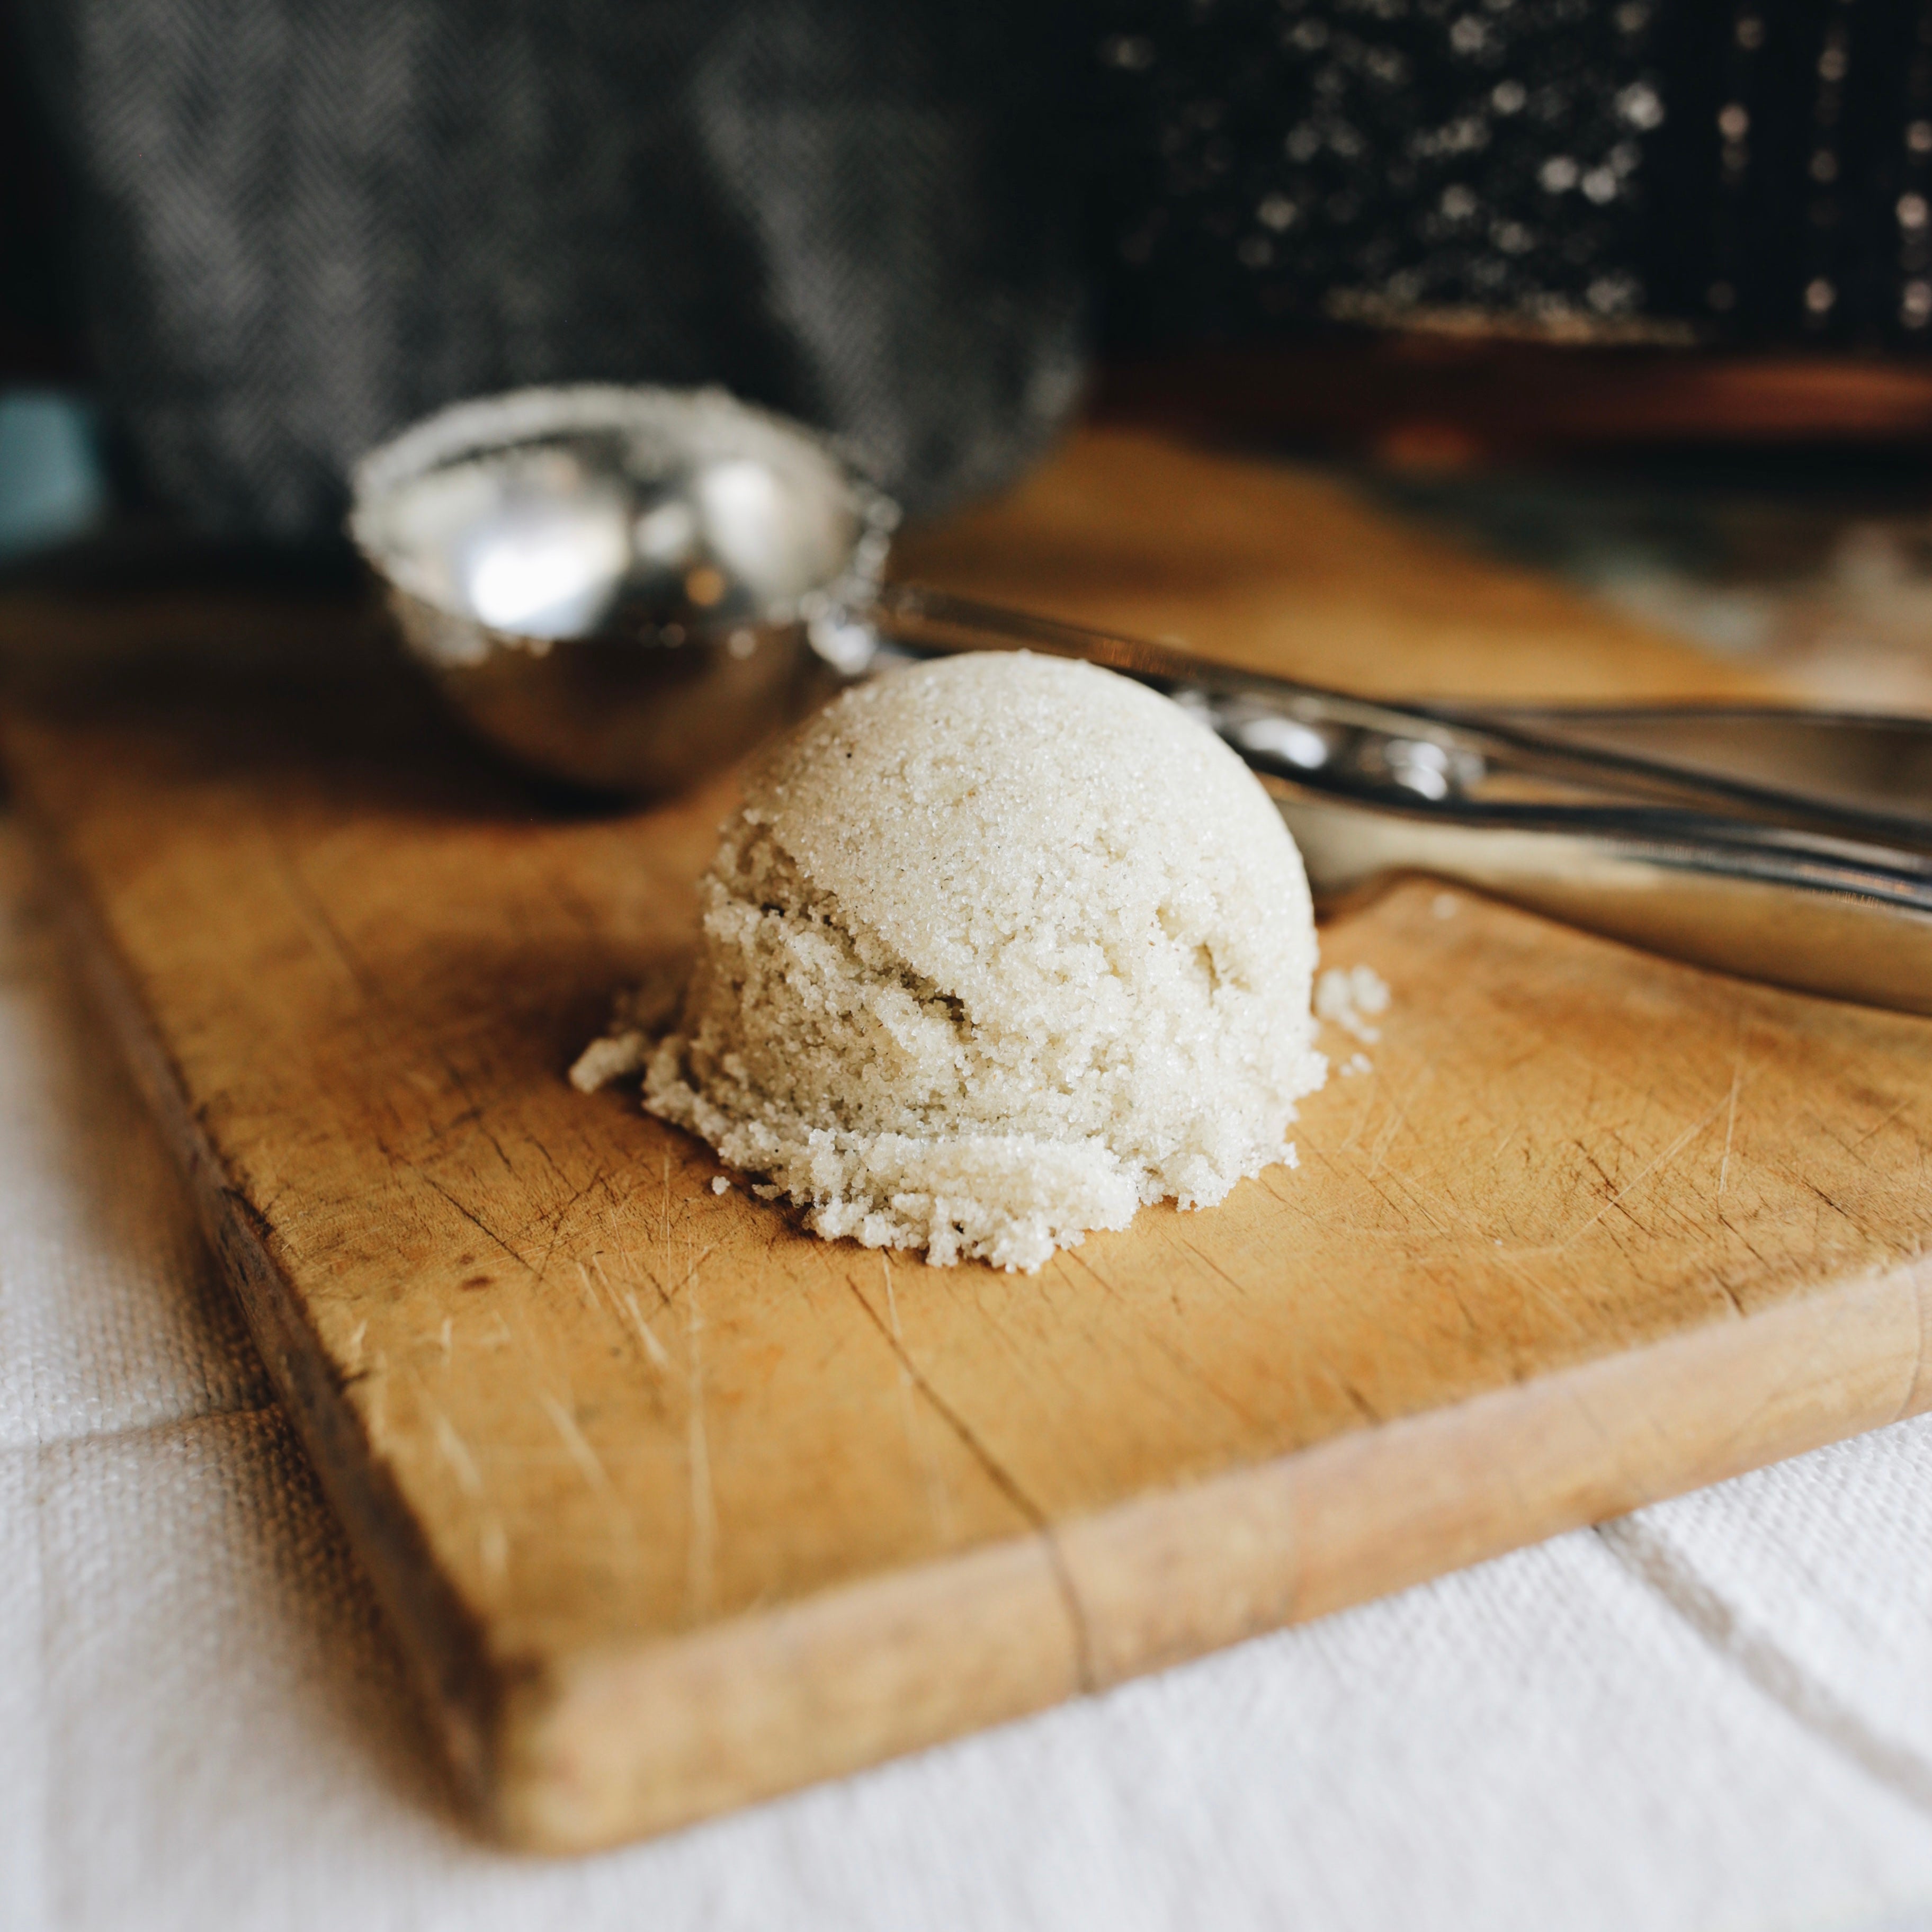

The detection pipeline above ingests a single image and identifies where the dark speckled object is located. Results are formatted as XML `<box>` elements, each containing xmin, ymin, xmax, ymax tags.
<box><xmin>1085</xmin><ymin>0</ymin><xmax>1932</xmax><ymax>352</ymax></box>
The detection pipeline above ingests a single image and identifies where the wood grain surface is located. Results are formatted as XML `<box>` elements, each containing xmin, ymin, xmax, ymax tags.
<box><xmin>6</xmin><ymin>426</ymin><xmax>1931</xmax><ymax>1851</ymax></box>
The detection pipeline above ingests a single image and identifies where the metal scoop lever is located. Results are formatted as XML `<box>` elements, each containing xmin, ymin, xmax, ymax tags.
<box><xmin>1457</xmin><ymin>704</ymin><xmax>1932</xmax><ymax>838</ymax></box>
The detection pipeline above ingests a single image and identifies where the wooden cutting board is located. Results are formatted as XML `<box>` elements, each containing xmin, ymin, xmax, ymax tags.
<box><xmin>6</xmin><ymin>427</ymin><xmax>1931</xmax><ymax>1853</ymax></box>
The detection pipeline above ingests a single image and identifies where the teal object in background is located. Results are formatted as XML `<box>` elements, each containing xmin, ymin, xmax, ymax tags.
<box><xmin>0</xmin><ymin>390</ymin><xmax>108</xmax><ymax>562</ymax></box>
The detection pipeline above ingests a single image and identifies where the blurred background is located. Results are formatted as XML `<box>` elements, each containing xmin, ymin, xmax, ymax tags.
<box><xmin>7</xmin><ymin>0</ymin><xmax>1932</xmax><ymax>700</ymax></box>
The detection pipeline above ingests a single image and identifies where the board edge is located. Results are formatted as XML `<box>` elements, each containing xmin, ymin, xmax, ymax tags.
<box><xmin>496</xmin><ymin>1246</ymin><xmax>1932</xmax><ymax>1851</ymax></box>
<box><xmin>30</xmin><ymin>806</ymin><xmax>514</xmax><ymax>1822</ymax></box>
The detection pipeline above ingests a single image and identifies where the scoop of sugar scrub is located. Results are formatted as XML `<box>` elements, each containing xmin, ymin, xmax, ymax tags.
<box><xmin>611</xmin><ymin>650</ymin><xmax>1328</xmax><ymax>1272</ymax></box>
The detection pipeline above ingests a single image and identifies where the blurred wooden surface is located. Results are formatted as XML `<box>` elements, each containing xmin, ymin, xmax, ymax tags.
<box><xmin>895</xmin><ymin>428</ymin><xmax>1776</xmax><ymax>701</ymax></box>
<box><xmin>6</xmin><ymin>426</ymin><xmax>1931</xmax><ymax>1851</ymax></box>
<box><xmin>1095</xmin><ymin>342</ymin><xmax>1932</xmax><ymax>466</ymax></box>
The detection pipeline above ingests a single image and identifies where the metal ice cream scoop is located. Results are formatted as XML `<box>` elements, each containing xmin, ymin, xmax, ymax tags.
<box><xmin>350</xmin><ymin>383</ymin><xmax>1932</xmax><ymax>1017</ymax></box>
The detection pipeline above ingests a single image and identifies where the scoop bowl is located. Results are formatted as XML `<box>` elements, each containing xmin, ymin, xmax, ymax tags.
<box><xmin>348</xmin><ymin>384</ymin><xmax>897</xmax><ymax>794</ymax></box>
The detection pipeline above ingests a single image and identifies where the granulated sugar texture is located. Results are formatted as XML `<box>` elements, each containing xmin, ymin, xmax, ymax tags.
<box><xmin>625</xmin><ymin>652</ymin><xmax>1326</xmax><ymax>1271</ymax></box>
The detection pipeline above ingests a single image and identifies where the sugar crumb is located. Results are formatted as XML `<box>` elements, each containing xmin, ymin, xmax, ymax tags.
<box><xmin>569</xmin><ymin>1031</ymin><xmax>647</xmax><ymax>1093</ymax></box>
<box><xmin>1316</xmin><ymin>963</ymin><xmax>1391</xmax><ymax>1044</ymax></box>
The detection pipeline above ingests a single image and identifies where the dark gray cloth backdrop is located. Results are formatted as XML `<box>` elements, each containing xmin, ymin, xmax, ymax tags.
<box><xmin>10</xmin><ymin>0</ymin><xmax>1088</xmax><ymax>543</ymax></box>
<box><xmin>13</xmin><ymin>1</ymin><xmax>1928</xmax><ymax>551</ymax></box>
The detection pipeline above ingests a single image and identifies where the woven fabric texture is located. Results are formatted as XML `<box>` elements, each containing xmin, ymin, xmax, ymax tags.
<box><xmin>8</xmin><ymin>0</ymin><xmax>1085</xmax><ymax>541</ymax></box>
<box><xmin>6</xmin><ymin>812</ymin><xmax>1932</xmax><ymax>1931</ymax></box>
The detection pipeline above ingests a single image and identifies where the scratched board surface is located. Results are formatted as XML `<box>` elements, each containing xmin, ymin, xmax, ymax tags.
<box><xmin>5</xmin><ymin>427</ymin><xmax>1930</xmax><ymax>1851</ymax></box>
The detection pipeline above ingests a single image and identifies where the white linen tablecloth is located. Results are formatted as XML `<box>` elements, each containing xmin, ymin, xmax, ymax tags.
<box><xmin>6</xmin><ymin>813</ymin><xmax>1932</xmax><ymax>1932</ymax></box>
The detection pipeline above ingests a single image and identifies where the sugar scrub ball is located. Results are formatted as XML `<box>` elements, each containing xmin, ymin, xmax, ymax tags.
<box><xmin>640</xmin><ymin>651</ymin><xmax>1327</xmax><ymax>1271</ymax></box>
